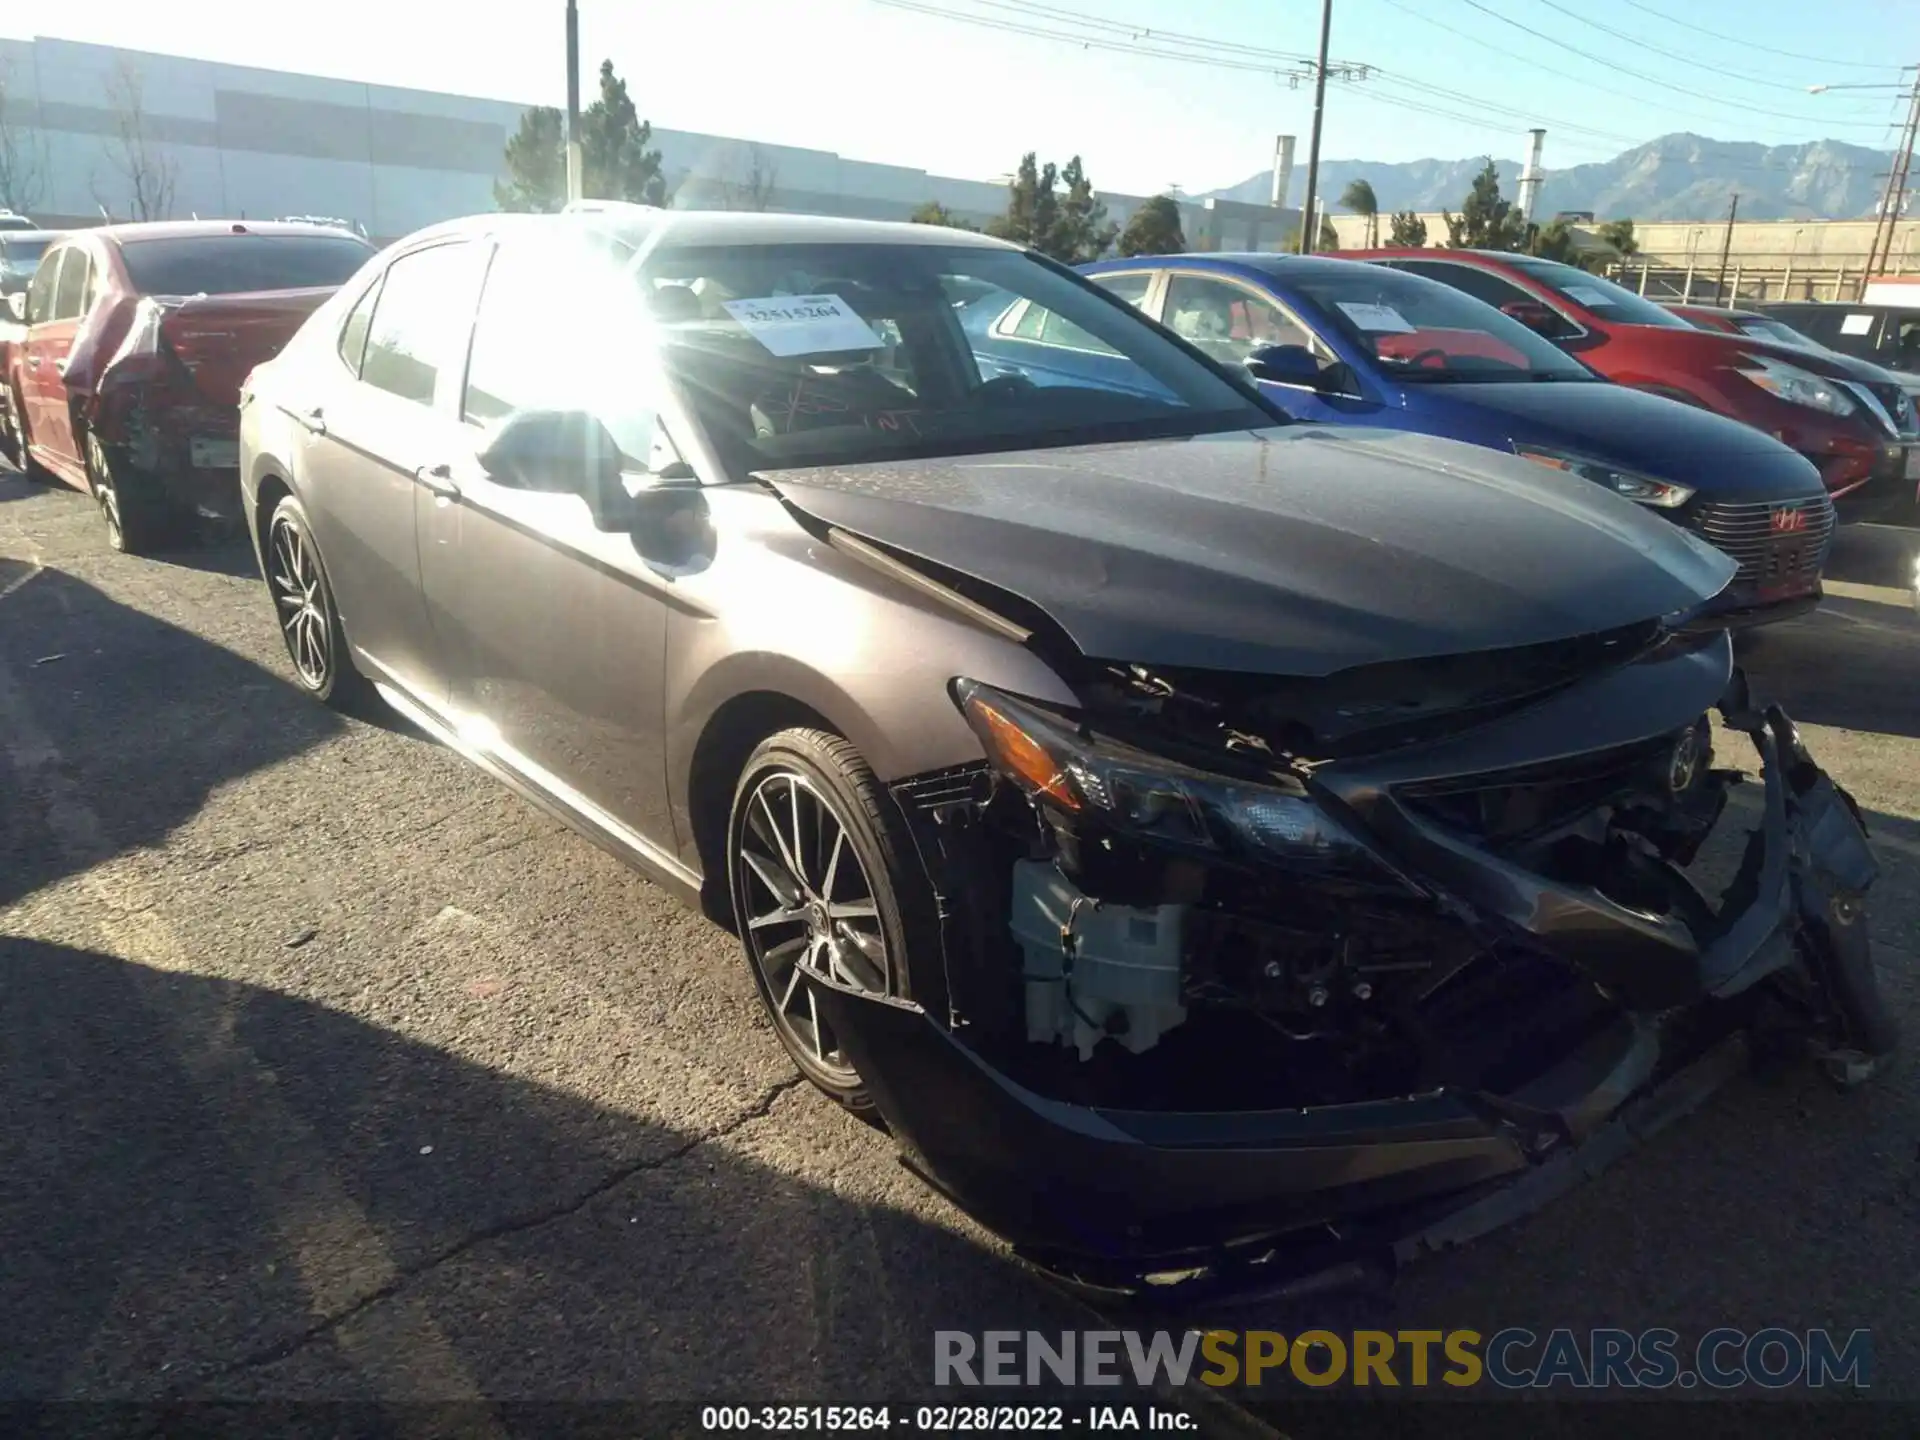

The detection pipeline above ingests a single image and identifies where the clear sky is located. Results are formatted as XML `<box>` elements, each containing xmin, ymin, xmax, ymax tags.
<box><xmin>8</xmin><ymin>0</ymin><xmax>1919</xmax><ymax>194</ymax></box>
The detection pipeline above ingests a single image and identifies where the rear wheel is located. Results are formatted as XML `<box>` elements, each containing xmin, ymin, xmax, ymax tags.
<box><xmin>265</xmin><ymin>493</ymin><xmax>366</xmax><ymax>709</ymax></box>
<box><xmin>8</xmin><ymin>382</ymin><xmax>52</xmax><ymax>482</ymax></box>
<box><xmin>727</xmin><ymin>729</ymin><xmax>928</xmax><ymax>1113</ymax></box>
<box><xmin>85</xmin><ymin>429</ymin><xmax>176</xmax><ymax>555</ymax></box>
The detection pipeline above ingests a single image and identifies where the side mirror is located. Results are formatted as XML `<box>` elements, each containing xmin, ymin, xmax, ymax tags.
<box><xmin>5</xmin><ymin>291</ymin><xmax>23</xmax><ymax>322</ymax></box>
<box><xmin>477</xmin><ymin>408</ymin><xmax>694</xmax><ymax>532</ymax></box>
<box><xmin>1499</xmin><ymin>299</ymin><xmax>1563</xmax><ymax>338</ymax></box>
<box><xmin>1243</xmin><ymin>343</ymin><xmax>1326</xmax><ymax>388</ymax></box>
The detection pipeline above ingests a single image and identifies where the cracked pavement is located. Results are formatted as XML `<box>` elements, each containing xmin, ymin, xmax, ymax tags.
<box><xmin>2</xmin><ymin>468</ymin><xmax>1918</xmax><ymax>1422</ymax></box>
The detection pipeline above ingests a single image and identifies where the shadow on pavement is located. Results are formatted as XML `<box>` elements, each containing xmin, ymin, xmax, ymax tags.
<box><xmin>0</xmin><ymin>937</ymin><xmax>1090</xmax><ymax>1416</ymax></box>
<box><xmin>0</xmin><ymin>558</ymin><xmax>347</xmax><ymax>910</ymax></box>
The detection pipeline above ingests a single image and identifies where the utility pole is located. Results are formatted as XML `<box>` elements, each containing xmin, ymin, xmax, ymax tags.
<box><xmin>1297</xmin><ymin>0</ymin><xmax>1333</xmax><ymax>254</ymax></box>
<box><xmin>1865</xmin><ymin>68</ymin><xmax>1920</xmax><ymax>297</ymax></box>
<box><xmin>1715</xmin><ymin>191</ymin><xmax>1739</xmax><ymax>302</ymax></box>
<box><xmin>565</xmin><ymin>0</ymin><xmax>585</xmax><ymax>203</ymax></box>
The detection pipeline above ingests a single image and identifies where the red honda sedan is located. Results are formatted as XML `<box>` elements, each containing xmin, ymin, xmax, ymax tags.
<box><xmin>1343</xmin><ymin>248</ymin><xmax>1920</xmax><ymax>523</ymax></box>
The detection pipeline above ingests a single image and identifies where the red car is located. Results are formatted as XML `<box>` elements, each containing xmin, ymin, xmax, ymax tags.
<box><xmin>1342</xmin><ymin>248</ymin><xmax>1920</xmax><ymax>522</ymax></box>
<box><xmin>1</xmin><ymin>220</ymin><xmax>375</xmax><ymax>552</ymax></box>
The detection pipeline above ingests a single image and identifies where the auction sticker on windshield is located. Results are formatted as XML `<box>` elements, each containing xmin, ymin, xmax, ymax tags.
<box><xmin>1336</xmin><ymin>301</ymin><xmax>1415</xmax><ymax>333</ymax></box>
<box><xmin>722</xmin><ymin>294</ymin><xmax>884</xmax><ymax>356</ymax></box>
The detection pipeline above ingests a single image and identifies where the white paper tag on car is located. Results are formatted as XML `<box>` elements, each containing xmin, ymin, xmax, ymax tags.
<box><xmin>189</xmin><ymin>437</ymin><xmax>239</xmax><ymax>469</ymax></box>
<box><xmin>721</xmin><ymin>294</ymin><xmax>884</xmax><ymax>356</ymax></box>
<box><xmin>1336</xmin><ymin>301</ymin><xmax>1415</xmax><ymax>333</ymax></box>
<box><xmin>1841</xmin><ymin>313</ymin><xmax>1876</xmax><ymax>336</ymax></box>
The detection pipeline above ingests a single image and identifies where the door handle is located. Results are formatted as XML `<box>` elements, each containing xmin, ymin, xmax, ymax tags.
<box><xmin>295</xmin><ymin>405</ymin><xmax>327</xmax><ymax>436</ymax></box>
<box><xmin>415</xmin><ymin>462</ymin><xmax>461</xmax><ymax>500</ymax></box>
<box><xmin>24</xmin><ymin>354</ymin><xmax>39</xmax><ymax>370</ymax></box>
<box><xmin>54</xmin><ymin>359</ymin><xmax>68</xmax><ymax>378</ymax></box>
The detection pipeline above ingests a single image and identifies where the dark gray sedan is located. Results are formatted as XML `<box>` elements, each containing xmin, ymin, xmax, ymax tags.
<box><xmin>238</xmin><ymin>208</ymin><xmax>1895</xmax><ymax>1293</ymax></box>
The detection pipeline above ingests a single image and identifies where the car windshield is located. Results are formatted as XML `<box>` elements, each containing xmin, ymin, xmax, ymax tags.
<box><xmin>1502</xmin><ymin>256</ymin><xmax>1692</xmax><ymax>328</ymax></box>
<box><xmin>1286</xmin><ymin>264</ymin><xmax>1597</xmax><ymax>383</ymax></box>
<box><xmin>630</xmin><ymin>241</ymin><xmax>1274</xmax><ymax>471</ymax></box>
<box><xmin>1733</xmin><ymin>316</ymin><xmax>1825</xmax><ymax>349</ymax></box>
<box><xmin>118</xmin><ymin>234</ymin><xmax>375</xmax><ymax>297</ymax></box>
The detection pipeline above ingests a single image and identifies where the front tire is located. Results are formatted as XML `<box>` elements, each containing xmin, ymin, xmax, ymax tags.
<box><xmin>265</xmin><ymin>493</ymin><xmax>366</xmax><ymax>709</ymax></box>
<box><xmin>726</xmin><ymin>728</ymin><xmax>931</xmax><ymax>1114</ymax></box>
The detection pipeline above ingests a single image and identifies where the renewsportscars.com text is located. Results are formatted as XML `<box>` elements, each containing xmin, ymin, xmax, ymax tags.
<box><xmin>933</xmin><ymin>1328</ymin><xmax>1872</xmax><ymax>1390</ymax></box>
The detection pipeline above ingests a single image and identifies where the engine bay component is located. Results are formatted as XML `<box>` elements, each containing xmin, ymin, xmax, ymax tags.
<box><xmin>1010</xmin><ymin>860</ymin><xmax>1187</xmax><ymax>1060</ymax></box>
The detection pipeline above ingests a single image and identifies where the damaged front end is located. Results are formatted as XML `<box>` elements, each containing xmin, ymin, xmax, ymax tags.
<box><xmin>817</xmin><ymin>625</ymin><xmax>1897</xmax><ymax>1297</ymax></box>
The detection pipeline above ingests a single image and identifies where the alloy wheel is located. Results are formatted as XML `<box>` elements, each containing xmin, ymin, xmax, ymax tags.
<box><xmin>268</xmin><ymin>515</ymin><xmax>333</xmax><ymax>690</ymax></box>
<box><xmin>86</xmin><ymin>433</ymin><xmax>124</xmax><ymax>549</ymax></box>
<box><xmin>735</xmin><ymin>769</ymin><xmax>891</xmax><ymax>1086</ymax></box>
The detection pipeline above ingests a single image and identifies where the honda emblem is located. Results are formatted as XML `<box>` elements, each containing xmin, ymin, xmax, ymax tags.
<box><xmin>1770</xmin><ymin>507</ymin><xmax>1809</xmax><ymax>534</ymax></box>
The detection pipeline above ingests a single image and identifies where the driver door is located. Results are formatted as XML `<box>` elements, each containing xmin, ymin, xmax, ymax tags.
<box><xmin>417</xmin><ymin>230</ymin><xmax>681</xmax><ymax>854</ymax></box>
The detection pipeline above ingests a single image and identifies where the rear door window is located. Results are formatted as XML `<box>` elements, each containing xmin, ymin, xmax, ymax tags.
<box><xmin>359</xmin><ymin>242</ymin><xmax>487</xmax><ymax>407</ymax></box>
<box><xmin>337</xmin><ymin>277</ymin><xmax>381</xmax><ymax>377</ymax></box>
<box><xmin>52</xmin><ymin>247</ymin><xmax>91</xmax><ymax>321</ymax></box>
<box><xmin>25</xmin><ymin>247</ymin><xmax>61</xmax><ymax>324</ymax></box>
<box><xmin>1092</xmin><ymin>272</ymin><xmax>1154</xmax><ymax>312</ymax></box>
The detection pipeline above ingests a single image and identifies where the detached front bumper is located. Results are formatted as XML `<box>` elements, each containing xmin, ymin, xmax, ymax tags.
<box><xmin>826</xmin><ymin>635</ymin><xmax>1892</xmax><ymax>1284</ymax></box>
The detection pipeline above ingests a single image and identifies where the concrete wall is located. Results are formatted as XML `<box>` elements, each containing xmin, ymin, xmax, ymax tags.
<box><xmin>0</xmin><ymin>33</ymin><xmax>1300</xmax><ymax>253</ymax></box>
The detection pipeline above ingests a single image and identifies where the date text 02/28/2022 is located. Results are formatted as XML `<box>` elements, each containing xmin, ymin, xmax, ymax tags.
<box><xmin>700</xmin><ymin>1404</ymin><xmax>1195</xmax><ymax>1431</ymax></box>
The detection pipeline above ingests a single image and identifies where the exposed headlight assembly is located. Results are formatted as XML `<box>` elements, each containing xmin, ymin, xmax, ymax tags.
<box><xmin>952</xmin><ymin>679</ymin><xmax>1372</xmax><ymax>866</ymax></box>
<box><xmin>1735</xmin><ymin>354</ymin><xmax>1857</xmax><ymax>418</ymax></box>
<box><xmin>1513</xmin><ymin>444</ymin><xmax>1696</xmax><ymax>509</ymax></box>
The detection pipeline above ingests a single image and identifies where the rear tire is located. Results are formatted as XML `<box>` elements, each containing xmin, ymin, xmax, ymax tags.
<box><xmin>85</xmin><ymin>429</ymin><xmax>177</xmax><ymax>555</ymax></box>
<box><xmin>264</xmin><ymin>493</ymin><xmax>367</xmax><ymax>710</ymax></box>
<box><xmin>8</xmin><ymin>382</ymin><xmax>53</xmax><ymax>483</ymax></box>
<box><xmin>726</xmin><ymin>728</ymin><xmax>933</xmax><ymax>1114</ymax></box>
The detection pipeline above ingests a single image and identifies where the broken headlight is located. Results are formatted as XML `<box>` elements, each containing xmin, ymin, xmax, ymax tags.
<box><xmin>953</xmin><ymin>678</ymin><xmax>1370</xmax><ymax>865</ymax></box>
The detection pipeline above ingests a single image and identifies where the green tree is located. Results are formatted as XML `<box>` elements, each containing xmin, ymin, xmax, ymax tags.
<box><xmin>1283</xmin><ymin>213</ymin><xmax>1340</xmax><ymax>252</ymax></box>
<box><xmin>1339</xmin><ymin>178</ymin><xmax>1379</xmax><ymax>247</ymax></box>
<box><xmin>1386</xmin><ymin>210</ymin><xmax>1427</xmax><ymax>247</ymax></box>
<box><xmin>987</xmin><ymin>152</ymin><xmax>1117</xmax><ymax>263</ymax></box>
<box><xmin>987</xmin><ymin>153</ymin><xmax>1060</xmax><ymax>250</ymax></box>
<box><xmin>1444</xmin><ymin>159</ymin><xmax>1528</xmax><ymax>251</ymax></box>
<box><xmin>1050</xmin><ymin>155</ymin><xmax>1118</xmax><ymax>263</ymax></box>
<box><xmin>909</xmin><ymin>200</ymin><xmax>977</xmax><ymax>229</ymax></box>
<box><xmin>495</xmin><ymin>106</ymin><xmax>567</xmax><ymax>212</ymax></box>
<box><xmin>581</xmin><ymin>60</ymin><xmax>668</xmax><ymax>205</ymax></box>
<box><xmin>495</xmin><ymin>61</ymin><xmax>670</xmax><ymax>212</ymax></box>
<box><xmin>1597</xmin><ymin>217</ymin><xmax>1639</xmax><ymax>257</ymax></box>
<box><xmin>1117</xmin><ymin>194</ymin><xmax>1185</xmax><ymax>256</ymax></box>
<box><xmin>1527</xmin><ymin>216</ymin><xmax>1579</xmax><ymax>263</ymax></box>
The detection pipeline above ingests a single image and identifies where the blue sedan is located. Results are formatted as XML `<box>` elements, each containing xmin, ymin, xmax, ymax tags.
<box><xmin>1039</xmin><ymin>254</ymin><xmax>1836</xmax><ymax>623</ymax></box>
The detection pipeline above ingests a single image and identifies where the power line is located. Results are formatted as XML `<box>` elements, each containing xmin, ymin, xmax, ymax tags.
<box><xmin>1452</xmin><ymin>0</ymin><xmax>1899</xmax><ymax>130</ymax></box>
<box><xmin>1529</xmin><ymin>0</ymin><xmax>1891</xmax><ymax>93</ymax></box>
<box><xmin>1614</xmin><ymin>0</ymin><xmax>1908</xmax><ymax>72</ymax></box>
<box><xmin>1370</xmin><ymin>0</ymin><xmax>1890</xmax><ymax>141</ymax></box>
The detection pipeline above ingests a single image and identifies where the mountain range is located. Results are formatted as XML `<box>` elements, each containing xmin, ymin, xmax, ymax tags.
<box><xmin>1202</xmin><ymin>133</ymin><xmax>1897</xmax><ymax>222</ymax></box>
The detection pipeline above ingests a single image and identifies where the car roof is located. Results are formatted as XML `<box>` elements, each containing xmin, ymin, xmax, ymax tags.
<box><xmin>0</xmin><ymin>229</ymin><xmax>63</xmax><ymax>245</ymax></box>
<box><xmin>401</xmin><ymin>207</ymin><xmax>1023</xmax><ymax>254</ymax></box>
<box><xmin>1090</xmin><ymin>252</ymin><xmax>1373</xmax><ymax>284</ymax></box>
<box><xmin>91</xmin><ymin>220</ymin><xmax>377</xmax><ymax>245</ymax></box>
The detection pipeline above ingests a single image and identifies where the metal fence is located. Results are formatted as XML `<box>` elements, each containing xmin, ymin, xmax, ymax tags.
<box><xmin>1605</xmin><ymin>261</ymin><xmax>1882</xmax><ymax>307</ymax></box>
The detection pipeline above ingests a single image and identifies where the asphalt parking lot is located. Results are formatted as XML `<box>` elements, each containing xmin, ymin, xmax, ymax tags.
<box><xmin>3</xmin><ymin>465</ymin><xmax>1919</xmax><ymax>1427</ymax></box>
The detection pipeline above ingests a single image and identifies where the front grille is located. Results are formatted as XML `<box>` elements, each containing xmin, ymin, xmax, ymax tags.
<box><xmin>1398</xmin><ymin>735</ymin><xmax>1676</xmax><ymax>846</ymax></box>
<box><xmin>1687</xmin><ymin>494</ymin><xmax>1835</xmax><ymax>589</ymax></box>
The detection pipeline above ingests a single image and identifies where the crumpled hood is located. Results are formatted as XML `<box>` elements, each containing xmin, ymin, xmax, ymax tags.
<box><xmin>760</xmin><ymin>426</ymin><xmax>1737</xmax><ymax>677</ymax></box>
